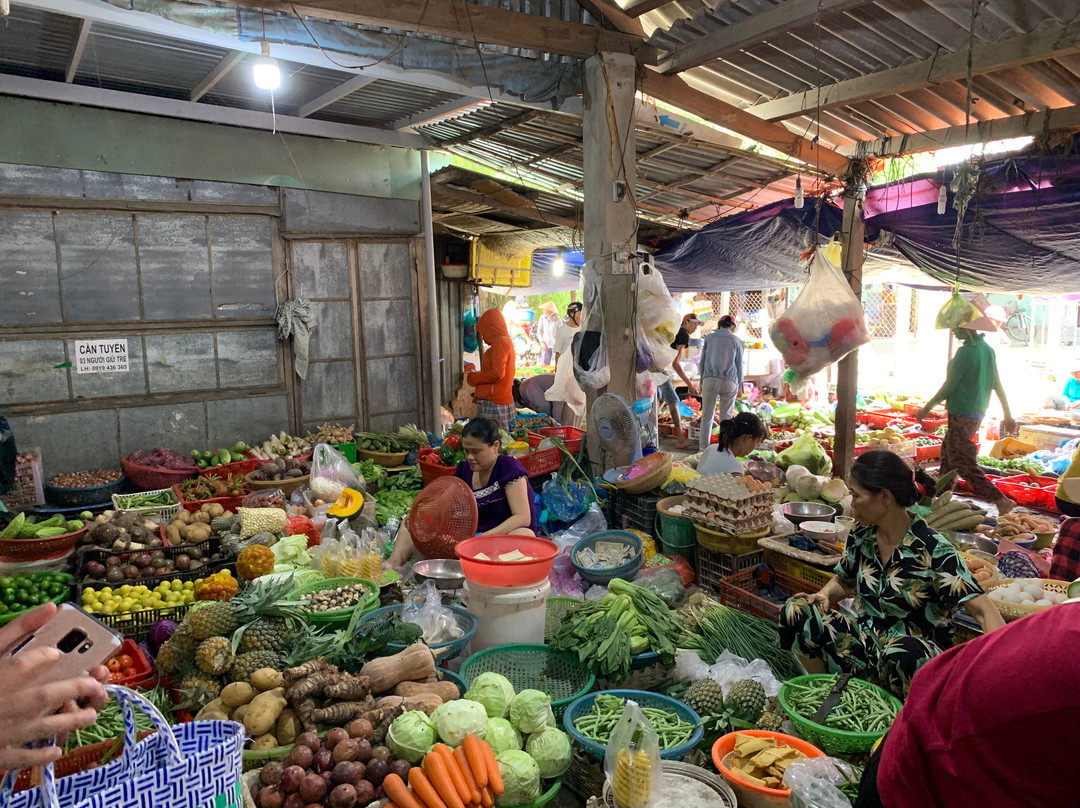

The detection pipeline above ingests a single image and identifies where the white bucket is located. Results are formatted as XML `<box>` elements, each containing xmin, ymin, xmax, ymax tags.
<box><xmin>463</xmin><ymin>578</ymin><xmax>551</xmax><ymax>654</ymax></box>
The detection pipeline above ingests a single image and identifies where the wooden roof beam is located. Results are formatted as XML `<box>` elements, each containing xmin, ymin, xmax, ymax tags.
<box><xmin>298</xmin><ymin>74</ymin><xmax>376</xmax><ymax>118</ymax></box>
<box><xmin>657</xmin><ymin>0</ymin><xmax>875</xmax><ymax>75</ymax></box>
<box><xmin>751</xmin><ymin>20</ymin><xmax>1080</xmax><ymax>122</ymax></box>
<box><xmin>189</xmin><ymin>50</ymin><xmax>245</xmax><ymax>102</ymax></box>
<box><xmin>65</xmin><ymin>18</ymin><xmax>90</xmax><ymax>83</ymax></box>
<box><xmin>621</xmin><ymin>0</ymin><xmax>672</xmax><ymax>19</ymax></box>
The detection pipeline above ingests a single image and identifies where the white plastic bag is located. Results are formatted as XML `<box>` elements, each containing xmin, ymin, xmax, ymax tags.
<box><xmin>310</xmin><ymin>443</ymin><xmax>362</xmax><ymax>501</ymax></box>
<box><xmin>637</xmin><ymin>265</ymin><xmax>680</xmax><ymax>342</ymax></box>
<box><xmin>604</xmin><ymin>701</ymin><xmax>661</xmax><ymax>808</ymax></box>
<box><xmin>769</xmin><ymin>249</ymin><xmax>868</xmax><ymax>381</ymax></box>
<box><xmin>574</xmin><ymin>272</ymin><xmax>610</xmax><ymax>392</ymax></box>
<box><xmin>708</xmin><ymin>650</ymin><xmax>783</xmax><ymax>699</ymax></box>
<box><xmin>402</xmin><ymin>580</ymin><xmax>463</xmax><ymax>645</ymax></box>
<box><xmin>546</xmin><ymin>349</ymin><xmax>586</xmax><ymax>416</ymax></box>
<box><xmin>549</xmin><ymin>503</ymin><xmax>608</xmax><ymax>552</ymax></box>
<box><xmin>784</xmin><ymin>757</ymin><xmax>861</xmax><ymax>808</ymax></box>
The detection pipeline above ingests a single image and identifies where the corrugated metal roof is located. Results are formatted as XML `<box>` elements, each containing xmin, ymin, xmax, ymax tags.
<box><xmin>0</xmin><ymin>5</ymin><xmax>82</xmax><ymax>80</ymax></box>
<box><xmin>201</xmin><ymin>61</ymin><xmax>353</xmax><ymax>115</ymax></box>
<box><xmin>313</xmin><ymin>80</ymin><xmax>463</xmax><ymax>126</ymax></box>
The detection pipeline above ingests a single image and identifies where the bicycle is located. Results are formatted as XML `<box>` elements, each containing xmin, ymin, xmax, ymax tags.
<box><xmin>1003</xmin><ymin>299</ymin><xmax>1030</xmax><ymax>344</ymax></box>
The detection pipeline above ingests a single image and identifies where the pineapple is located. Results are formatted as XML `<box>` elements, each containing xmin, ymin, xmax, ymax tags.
<box><xmin>237</xmin><ymin>617</ymin><xmax>292</xmax><ymax>656</ymax></box>
<box><xmin>195</xmin><ymin>637</ymin><xmax>235</xmax><ymax>676</ymax></box>
<box><xmin>170</xmin><ymin>622</ymin><xmax>198</xmax><ymax>654</ymax></box>
<box><xmin>230</xmin><ymin>650</ymin><xmax>282</xmax><ymax>683</ymax></box>
<box><xmin>727</xmin><ymin>679</ymin><xmax>766</xmax><ymax>723</ymax></box>
<box><xmin>188</xmin><ymin>601</ymin><xmax>238</xmax><ymax>641</ymax></box>
<box><xmin>755</xmin><ymin>712</ymin><xmax>784</xmax><ymax>732</ymax></box>
<box><xmin>155</xmin><ymin>638</ymin><xmax>185</xmax><ymax>675</ymax></box>
<box><xmin>613</xmin><ymin>745</ymin><xmax>654</xmax><ymax>808</ymax></box>
<box><xmin>177</xmin><ymin>671</ymin><xmax>222</xmax><ymax>710</ymax></box>
<box><xmin>684</xmin><ymin>679</ymin><xmax>724</xmax><ymax>717</ymax></box>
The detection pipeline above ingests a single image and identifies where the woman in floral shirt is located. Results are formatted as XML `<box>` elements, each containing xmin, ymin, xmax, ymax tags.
<box><xmin>779</xmin><ymin>451</ymin><xmax>1005</xmax><ymax>697</ymax></box>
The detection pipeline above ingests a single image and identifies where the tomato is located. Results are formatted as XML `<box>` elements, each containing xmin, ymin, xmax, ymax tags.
<box><xmin>108</xmin><ymin>671</ymin><xmax>124</xmax><ymax>683</ymax></box>
<box><xmin>117</xmin><ymin>654</ymin><xmax>134</xmax><ymax>670</ymax></box>
<box><xmin>106</xmin><ymin>658</ymin><xmax>122</xmax><ymax>673</ymax></box>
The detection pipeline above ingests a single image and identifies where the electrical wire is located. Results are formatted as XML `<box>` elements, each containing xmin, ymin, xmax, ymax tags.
<box><xmin>284</xmin><ymin>0</ymin><xmax>433</xmax><ymax>70</ymax></box>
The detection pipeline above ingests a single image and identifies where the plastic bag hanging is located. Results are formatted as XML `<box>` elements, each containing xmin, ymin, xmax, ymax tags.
<box><xmin>768</xmin><ymin>248</ymin><xmax>869</xmax><ymax>381</ymax></box>
<box><xmin>574</xmin><ymin>271</ymin><xmax>610</xmax><ymax>391</ymax></box>
<box><xmin>935</xmin><ymin>285</ymin><xmax>982</xmax><ymax>329</ymax></box>
<box><xmin>605</xmin><ymin>700</ymin><xmax>661</xmax><ymax>808</ymax></box>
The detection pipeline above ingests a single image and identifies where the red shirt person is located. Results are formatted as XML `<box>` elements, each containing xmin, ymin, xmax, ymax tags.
<box><xmin>864</xmin><ymin>601</ymin><xmax>1080</xmax><ymax>808</ymax></box>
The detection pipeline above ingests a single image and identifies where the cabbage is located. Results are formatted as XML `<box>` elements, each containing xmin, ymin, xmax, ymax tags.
<box><xmin>485</xmin><ymin>718</ymin><xmax>522</xmax><ymax>754</ymax></box>
<box><xmin>466</xmin><ymin>672</ymin><xmax>517</xmax><ymax>718</ymax></box>
<box><xmin>508</xmin><ymin>689</ymin><xmax>555</xmax><ymax>735</ymax></box>
<box><xmin>432</xmin><ymin>699</ymin><xmax>489</xmax><ymax>747</ymax></box>
<box><xmin>793</xmin><ymin>474</ymin><xmax>824</xmax><ymax>500</ymax></box>
<box><xmin>495</xmin><ymin>750</ymin><xmax>541</xmax><ymax>807</ymax></box>
<box><xmin>387</xmin><ymin>711</ymin><xmax>436</xmax><ymax>763</ymax></box>
<box><xmin>785</xmin><ymin>465</ymin><xmax>811</xmax><ymax>487</ymax></box>
<box><xmin>820</xmin><ymin>478</ymin><xmax>848</xmax><ymax>504</ymax></box>
<box><xmin>776</xmin><ymin>431</ymin><xmax>832</xmax><ymax>476</ymax></box>
<box><xmin>525</xmin><ymin>728</ymin><xmax>572</xmax><ymax>778</ymax></box>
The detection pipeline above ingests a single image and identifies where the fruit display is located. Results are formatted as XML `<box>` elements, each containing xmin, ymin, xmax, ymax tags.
<box><xmin>307</xmin><ymin>423</ymin><xmax>357</xmax><ymax>445</ymax></box>
<box><xmin>0</xmin><ymin>572</ymin><xmax>70</xmax><ymax>616</ymax></box>
<box><xmin>105</xmin><ymin>647</ymin><xmax>145</xmax><ymax>684</ymax></box>
<box><xmin>194</xmin><ymin>569</ymin><xmax>240</xmax><ymax>601</ymax></box>
<box><xmin>0</xmin><ymin>512</ymin><xmax>84</xmax><ymax>540</ymax></box>
<box><xmin>80</xmin><ymin>577</ymin><xmax>198</xmax><ymax>615</ymax></box>
<box><xmin>192</xmin><ymin>442</ymin><xmax>250</xmax><ymax>470</ymax></box>
<box><xmin>249</xmin><ymin>458</ymin><xmax>311</xmax><ymax>483</ymax></box>
<box><xmin>237</xmin><ymin>545</ymin><xmax>277</xmax><ymax>581</ymax></box>
<box><xmin>78</xmin><ymin>542</ymin><xmax>221</xmax><ymax>585</ymax></box>
<box><xmin>81</xmin><ymin>511</ymin><xmax>164</xmax><ymax>551</ymax></box>
<box><xmin>178</xmin><ymin>474</ymin><xmax>249</xmax><ymax>502</ymax></box>
<box><xmin>127</xmin><ymin>448</ymin><xmax>197</xmax><ymax>472</ymax></box>
<box><xmin>49</xmin><ymin>469</ymin><xmax>123</xmax><ymax>488</ymax></box>
<box><xmin>856</xmin><ymin>426</ymin><xmax>912</xmax><ymax>447</ymax></box>
<box><xmin>250</xmin><ymin>433</ymin><xmax>313</xmax><ymax>462</ymax></box>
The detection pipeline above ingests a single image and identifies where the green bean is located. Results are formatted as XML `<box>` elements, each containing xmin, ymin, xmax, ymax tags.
<box><xmin>573</xmin><ymin>695</ymin><xmax>696</xmax><ymax>751</ymax></box>
<box><xmin>783</xmin><ymin>675</ymin><xmax>899</xmax><ymax>735</ymax></box>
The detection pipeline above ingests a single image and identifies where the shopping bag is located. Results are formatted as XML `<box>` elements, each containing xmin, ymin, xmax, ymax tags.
<box><xmin>1</xmin><ymin>685</ymin><xmax>244</xmax><ymax>808</ymax></box>
<box><xmin>769</xmin><ymin>248</ymin><xmax>868</xmax><ymax>381</ymax></box>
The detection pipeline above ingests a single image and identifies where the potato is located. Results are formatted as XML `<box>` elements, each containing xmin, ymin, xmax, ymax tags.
<box><xmin>191</xmin><ymin>511</ymin><xmax>211</xmax><ymax>525</ymax></box>
<box><xmin>244</xmin><ymin>688</ymin><xmax>287</xmax><ymax>737</ymax></box>
<box><xmin>275</xmin><ymin>709</ymin><xmax>301</xmax><ymax>745</ymax></box>
<box><xmin>199</xmin><ymin>710</ymin><xmax>230</xmax><ymax>722</ymax></box>
<box><xmin>165</xmin><ymin>524</ymin><xmax>182</xmax><ymax>545</ymax></box>
<box><xmin>250</xmin><ymin>734</ymin><xmax>278</xmax><ymax>751</ymax></box>
<box><xmin>221</xmin><ymin>682</ymin><xmax>256</xmax><ymax>708</ymax></box>
<box><xmin>206</xmin><ymin>503</ymin><xmax>225</xmax><ymax>518</ymax></box>
<box><xmin>251</xmin><ymin>668</ymin><xmax>284</xmax><ymax>691</ymax></box>
<box><xmin>222</xmin><ymin>510</ymin><xmax>234</xmax><ymax>519</ymax></box>
<box><xmin>232</xmin><ymin>704</ymin><xmax>250</xmax><ymax>724</ymax></box>
<box><xmin>196</xmin><ymin>698</ymin><xmax>226</xmax><ymax>720</ymax></box>
<box><xmin>174</xmin><ymin>510</ymin><xmax>191</xmax><ymax>524</ymax></box>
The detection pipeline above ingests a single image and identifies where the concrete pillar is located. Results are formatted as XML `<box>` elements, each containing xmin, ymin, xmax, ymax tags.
<box><xmin>832</xmin><ymin>194</ymin><xmax>866</xmax><ymax>481</ymax></box>
<box><xmin>583</xmin><ymin>52</ymin><xmax>637</xmax><ymax>404</ymax></box>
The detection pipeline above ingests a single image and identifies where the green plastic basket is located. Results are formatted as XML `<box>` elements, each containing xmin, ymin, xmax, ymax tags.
<box><xmin>517</xmin><ymin>779</ymin><xmax>562</xmax><ymax>808</ymax></box>
<box><xmin>242</xmin><ymin>743</ymin><xmax>294</xmax><ymax>772</ymax></box>
<box><xmin>545</xmin><ymin>596</ymin><xmax>582</xmax><ymax>643</ymax></box>
<box><xmin>334</xmin><ymin>443</ymin><xmax>358</xmax><ymax>463</ymax></box>
<box><xmin>458</xmin><ymin>644</ymin><xmax>595</xmax><ymax>719</ymax></box>
<box><xmin>288</xmin><ymin>577</ymin><xmax>379</xmax><ymax>625</ymax></box>
<box><xmin>0</xmin><ymin>573</ymin><xmax>72</xmax><ymax>626</ymax></box>
<box><xmin>777</xmin><ymin>674</ymin><xmax>902</xmax><ymax>755</ymax></box>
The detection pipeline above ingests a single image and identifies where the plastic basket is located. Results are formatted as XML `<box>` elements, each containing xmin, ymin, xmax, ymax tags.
<box><xmin>288</xmin><ymin>576</ymin><xmax>380</xmax><ymax>625</ymax></box>
<box><xmin>111</xmin><ymin>488</ymin><xmax>182</xmax><ymax>522</ymax></box>
<box><xmin>13</xmin><ymin>731</ymin><xmax>156</xmax><ymax>792</ymax></box>
<box><xmin>564</xmin><ymin>689</ymin><xmax>702</xmax><ymax>761</ymax></box>
<box><xmin>197</xmin><ymin>454</ymin><xmax>257</xmax><ymax>479</ymax></box>
<box><xmin>777</xmin><ymin>674</ymin><xmax>902</xmax><ymax>755</ymax></box>
<box><xmin>171</xmin><ymin>485</ymin><xmax>246</xmax><ymax>515</ymax></box>
<box><xmin>245</xmin><ymin>473</ymin><xmax>309</xmax><ymax>497</ymax></box>
<box><xmin>360</xmin><ymin>449</ymin><xmax>409</xmax><ymax>468</ymax></box>
<box><xmin>760</xmin><ymin>550</ymin><xmax>835</xmax><ymax>589</ymax></box>
<box><xmin>993</xmin><ymin>474</ymin><xmax>1057</xmax><ymax>509</ymax></box>
<box><xmin>108</xmin><ymin>638</ymin><xmax>154</xmax><ymax>687</ymax></box>
<box><xmin>570</xmin><ymin>531</ymin><xmax>643</xmax><ymax>584</ymax></box>
<box><xmin>694</xmin><ymin>547</ymin><xmax>763</xmax><ymax>593</ymax></box>
<box><xmin>862</xmin><ymin>409</ymin><xmax>916</xmax><ymax>429</ymax></box>
<box><xmin>120</xmin><ymin>456</ymin><xmax>197</xmax><ymax>492</ymax></box>
<box><xmin>695</xmin><ymin>523</ymin><xmax>766</xmax><ymax>555</ymax></box>
<box><xmin>610</xmin><ymin>490</ymin><xmax>661</xmax><ymax>536</ymax></box>
<box><xmin>0</xmin><ymin>572</ymin><xmax>73</xmax><ymax>625</ymax></box>
<box><xmin>356</xmin><ymin>603</ymin><xmax>478</xmax><ymax>662</ymax></box>
<box><xmin>519</xmin><ymin>447</ymin><xmax>562</xmax><ymax>478</ymax></box>
<box><xmin>913</xmin><ymin>434</ymin><xmax>944</xmax><ymax>462</ymax></box>
<box><xmin>718</xmin><ymin>567</ymin><xmax>820</xmax><ymax>622</ymax></box>
<box><xmin>458</xmin><ymin>644</ymin><xmax>595</xmax><ymax>718</ymax></box>
<box><xmin>74</xmin><ymin>537</ymin><xmax>222</xmax><ymax>586</ymax></box>
<box><xmin>334</xmin><ymin>443</ymin><xmax>358</xmax><ymax>463</ymax></box>
<box><xmin>0</xmin><ymin>526</ymin><xmax>86</xmax><ymax>563</ymax></box>
<box><xmin>527</xmin><ymin>427</ymin><xmax>586</xmax><ymax>455</ymax></box>
<box><xmin>44</xmin><ymin>477</ymin><xmax>127</xmax><ymax>509</ymax></box>
<box><xmin>545</xmin><ymin>596</ymin><xmax>582</xmax><ymax>642</ymax></box>
<box><xmin>96</xmin><ymin>601</ymin><xmax>193</xmax><ymax>642</ymax></box>
<box><xmin>1</xmin><ymin>449</ymin><xmax>44</xmax><ymax>510</ymax></box>
<box><xmin>419</xmin><ymin>457</ymin><xmax>457</xmax><ymax>486</ymax></box>
<box><xmin>242</xmin><ymin>743</ymin><xmax>294</xmax><ymax>773</ymax></box>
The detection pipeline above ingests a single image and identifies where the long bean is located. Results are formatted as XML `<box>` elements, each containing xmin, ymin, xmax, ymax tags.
<box><xmin>573</xmin><ymin>694</ymin><xmax>695</xmax><ymax>751</ymax></box>
<box><xmin>64</xmin><ymin>684</ymin><xmax>173</xmax><ymax>752</ymax></box>
<box><xmin>783</xmin><ymin>675</ymin><xmax>899</xmax><ymax>734</ymax></box>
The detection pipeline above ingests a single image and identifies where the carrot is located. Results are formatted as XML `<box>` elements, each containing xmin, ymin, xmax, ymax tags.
<box><xmin>433</xmin><ymin>744</ymin><xmax>473</xmax><ymax>806</ymax></box>
<box><xmin>480</xmin><ymin>786</ymin><xmax>494</xmax><ymax>808</ymax></box>
<box><xmin>424</xmin><ymin>750</ymin><xmax>466</xmax><ymax>808</ymax></box>
<box><xmin>454</xmin><ymin>745</ymin><xmax>482</xmax><ymax>805</ymax></box>
<box><xmin>481</xmin><ymin>740</ymin><xmax>504</xmax><ymax>796</ymax></box>
<box><xmin>384</xmin><ymin>774</ymin><xmax>427</xmax><ymax>808</ymax></box>
<box><xmin>408</xmin><ymin>769</ymin><xmax>449</xmax><ymax>808</ymax></box>
<box><xmin>463</xmin><ymin>734</ymin><xmax>489</xmax><ymax>789</ymax></box>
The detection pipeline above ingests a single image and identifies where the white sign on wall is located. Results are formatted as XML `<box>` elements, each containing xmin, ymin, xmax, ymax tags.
<box><xmin>74</xmin><ymin>339</ymin><xmax>129</xmax><ymax>374</ymax></box>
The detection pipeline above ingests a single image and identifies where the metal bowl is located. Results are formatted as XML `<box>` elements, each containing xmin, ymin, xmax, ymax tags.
<box><xmin>745</xmin><ymin>460</ymin><xmax>784</xmax><ymax>486</ymax></box>
<box><xmin>782</xmin><ymin>501</ymin><xmax>838</xmax><ymax>527</ymax></box>
<box><xmin>413</xmin><ymin>558</ymin><xmax>466</xmax><ymax>590</ymax></box>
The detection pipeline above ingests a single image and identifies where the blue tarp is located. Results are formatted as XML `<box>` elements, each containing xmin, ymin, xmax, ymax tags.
<box><xmin>528</xmin><ymin>248</ymin><xmax>584</xmax><ymax>294</ymax></box>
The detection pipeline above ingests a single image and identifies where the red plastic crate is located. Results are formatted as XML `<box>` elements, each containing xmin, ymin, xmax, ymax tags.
<box><xmin>862</xmin><ymin>409</ymin><xmax>918</xmax><ymax>429</ymax></box>
<box><xmin>718</xmin><ymin>568</ymin><xmax>821</xmax><ymax>622</ymax></box>
<box><xmin>108</xmin><ymin>638</ymin><xmax>154</xmax><ymax>686</ymax></box>
<box><xmin>527</xmin><ymin>427</ymin><xmax>585</xmax><ymax>454</ymax></box>
<box><xmin>913</xmin><ymin>434</ymin><xmax>944</xmax><ymax>461</ymax></box>
<box><xmin>519</xmin><ymin>447</ymin><xmax>562</xmax><ymax>478</ymax></box>
<box><xmin>197</xmin><ymin>453</ymin><xmax>257</xmax><ymax>478</ymax></box>
<box><xmin>993</xmin><ymin>474</ymin><xmax>1058</xmax><ymax>510</ymax></box>
<box><xmin>172</xmin><ymin>484</ymin><xmax>246</xmax><ymax>515</ymax></box>
<box><xmin>418</xmin><ymin>454</ymin><xmax>457</xmax><ymax>486</ymax></box>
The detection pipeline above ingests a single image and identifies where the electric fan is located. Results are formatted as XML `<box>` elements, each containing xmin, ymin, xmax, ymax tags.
<box><xmin>407</xmin><ymin>477</ymin><xmax>478</xmax><ymax>559</ymax></box>
<box><xmin>588</xmin><ymin>393</ymin><xmax>644</xmax><ymax>475</ymax></box>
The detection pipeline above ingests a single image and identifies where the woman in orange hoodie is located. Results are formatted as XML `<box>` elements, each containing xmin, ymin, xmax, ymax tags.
<box><xmin>468</xmin><ymin>309</ymin><xmax>517</xmax><ymax>429</ymax></box>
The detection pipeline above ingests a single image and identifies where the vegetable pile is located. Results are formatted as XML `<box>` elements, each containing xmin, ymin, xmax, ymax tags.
<box><xmin>179</xmin><ymin>474</ymin><xmax>249</xmax><ymax>502</ymax></box>
<box><xmin>299</xmin><ymin>583</ymin><xmax>374</xmax><ymax>613</ymax></box>
<box><xmin>248</xmin><ymin>457</ymin><xmax>312</xmax><ymax>483</ymax></box>
<box><xmin>728</xmin><ymin>733</ymin><xmax>808</xmax><ymax>790</ymax></box>
<box><xmin>191</xmin><ymin>442</ymin><xmax>249</xmax><ymax>469</ymax></box>
<box><xmin>922</xmin><ymin>492</ymin><xmax>987</xmax><ymax>532</ymax></box>
<box><xmin>79</xmin><ymin>542</ymin><xmax>220</xmax><ymax>584</ymax></box>
<box><xmin>82</xmin><ymin>511</ymin><xmax>163</xmax><ymax>552</ymax></box>
<box><xmin>357</xmin><ymin>433</ymin><xmax>412</xmax><ymax>455</ymax></box>
<box><xmin>0</xmin><ymin>512</ymin><xmax>84</xmax><ymax>540</ymax></box>
<box><xmin>250</xmin><ymin>432</ymin><xmax>313</xmax><ymax>462</ymax></box>
<box><xmin>783</xmin><ymin>675</ymin><xmax>899</xmax><ymax>735</ymax></box>
<box><xmin>308</xmin><ymin>423</ymin><xmax>357</xmax><ymax>445</ymax></box>
<box><xmin>572</xmin><ymin>694</ymin><xmax>694</xmax><ymax>751</ymax></box>
<box><xmin>49</xmin><ymin>469</ymin><xmax>122</xmax><ymax>488</ymax></box>
<box><xmin>127</xmin><ymin>448</ymin><xmax>196</xmax><ymax>471</ymax></box>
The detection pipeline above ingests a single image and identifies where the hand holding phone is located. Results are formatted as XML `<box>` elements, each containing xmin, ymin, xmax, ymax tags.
<box><xmin>0</xmin><ymin>603</ymin><xmax>112</xmax><ymax>771</ymax></box>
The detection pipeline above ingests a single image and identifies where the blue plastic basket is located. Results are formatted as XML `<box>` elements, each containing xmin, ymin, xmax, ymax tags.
<box><xmin>563</xmin><ymin>689</ymin><xmax>702</xmax><ymax>761</ymax></box>
<box><xmin>357</xmin><ymin>603</ymin><xmax>478</xmax><ymax>662</ymax></box>
<box><xmin>570</xmin><ymin>531</ymin><xmax>643</xmax><ymax>584</ymax></box>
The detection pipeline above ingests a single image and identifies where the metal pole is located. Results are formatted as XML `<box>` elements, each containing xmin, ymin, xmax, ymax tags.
<box><xmin>420</xmin><ymin>150</ymin><xmax>441</xmax><ymax>431</ymax></box>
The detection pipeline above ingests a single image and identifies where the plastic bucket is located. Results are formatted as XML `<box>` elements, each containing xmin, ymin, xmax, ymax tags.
<box><xmin>656</xmin><ymin>496</ymin><xmax>696</xmax><ymax>564</ymax></box>
<box><xmin>463</xmin><ymin>578</ymin><xmax>551</xmax><ymax>654</ymax></box>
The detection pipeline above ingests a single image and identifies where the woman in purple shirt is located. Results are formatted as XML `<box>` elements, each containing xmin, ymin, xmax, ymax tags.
<box><xmin>387</xmin><ymin>418</ymin><xmax>537</xmax><ymax>567</ymax></box>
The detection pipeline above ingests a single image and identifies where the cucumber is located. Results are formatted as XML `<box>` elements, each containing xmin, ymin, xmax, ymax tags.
<box><xmin>219</xmin><ymin>450</ymin><xmax>232</xmax><ymax>465</ymax></box>
<box><xmin>0</xmin><ymin>514</ymin><xmax>25</xmax><ymax>539</ymax></box>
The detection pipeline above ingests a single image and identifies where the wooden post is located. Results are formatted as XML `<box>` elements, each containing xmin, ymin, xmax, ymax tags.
<box><xmin>583</xmin><ymin>51</ymin><xmax>637</xmax><ymax>406</ymax></box>
<box><xmin>832</xmin><ymin>194</ymin><xmax>865</xmax><ymax>481</ymax></box>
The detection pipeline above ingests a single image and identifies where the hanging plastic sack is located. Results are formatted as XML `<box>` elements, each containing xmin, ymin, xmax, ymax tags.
<box><xmin>769</xmin><ymin>248</ymin><xmax>868</xmax><ymax>380</ymax></box>
<box><xmin>935</xmin><ymin>286</ymin><xmax>982</xmax><ymax>329</ymax></box>
<box><xmin>636</xmin><ymin>263</ymin><xmax>681</xmax><ymax>343</ymax></box>
<box><xmin>310</xmin><ymin>443</ymin><xmax>362</xmax><ymax>502</ymax></box>
<box><xmin>402</xmin><ymin>580</ymin><xmax>464</xmax><ymax>645</ymax></box>
<box><xmin>574</xmin><ymin>273</ymin><xmax>610</xmax><ymax>391</ymax></box>
<box><xmin>546</xmin><ymin>349</ymin><xmax>586</xmax><ymax>416</ymax></box>
<box><xmin>644</xmin><ymin>327</ymin><xmax>678</xmax><ymax>373</ymax></box>
<box><xmin>634</xmin><ymin>321</ymin><xmax>654</xmax><ymax>373</ymax></box>
<box><xmin>604</xmin><ymin>700</ymin><xmax>662</xmax><ymax>808</ymax></box>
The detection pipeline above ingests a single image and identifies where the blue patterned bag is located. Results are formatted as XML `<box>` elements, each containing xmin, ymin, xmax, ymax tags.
<box><xmin>0</xmin><ymin>686</ymin><xmax>244</xmax><ymax>808</ymax></box>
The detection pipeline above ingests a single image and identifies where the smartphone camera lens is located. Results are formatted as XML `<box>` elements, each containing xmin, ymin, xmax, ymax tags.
<box><xmin>57</xmin><ymin>629</ymin><xmax>88</xmax><ymax>654</ymax></box>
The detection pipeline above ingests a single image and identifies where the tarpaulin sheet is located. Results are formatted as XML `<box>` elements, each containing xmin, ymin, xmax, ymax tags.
<box><xmin>652</xmin><ymin>199</ymin><xmax>847</xmax><ymax>292</ymax></box>
<box><xmin>528</xmin><ymin>249</ymin><xmax>584</xmax><ymax>293</ymax></box>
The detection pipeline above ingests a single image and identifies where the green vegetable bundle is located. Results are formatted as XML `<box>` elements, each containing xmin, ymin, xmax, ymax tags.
<box><xmin>549</xmin><ymin>578</ymin><xmax>681</xmax><ymax>681</ymax></box>
<box><xmin>374</xmin><ymin>489</ymin><xmax>418</xmax><ymax>524</ymax></box>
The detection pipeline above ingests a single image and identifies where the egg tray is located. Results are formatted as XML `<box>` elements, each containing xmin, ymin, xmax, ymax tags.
<box><xmin>683</xmin><ymin>497</ymin><xmax>774</xmax><ymax>519</ymax></box>
<box><xmin>685</xmin><ymin>511</ymin><xmax>773</xmax><ymax>536</ymax></box>
<box><xmin>685</xmin><ymin>490</ymin><xmax>774</xmax><ymax>509</ymax></box>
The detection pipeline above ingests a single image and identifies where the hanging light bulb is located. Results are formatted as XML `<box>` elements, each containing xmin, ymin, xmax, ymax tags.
<box><xmin>252</xmin><ymin>40</ymin><xmax>281</xmax><ymax>91</ymax></box>
<box><xmin>552</xmin><ymin>250</ymin><xmax>565</xmax><ymax>276</ymax></box>
<box><xmin>794</xmin><ymin>176</ymin><xmax>804</xmax><ymax>209</ymax></box>
<box><xmin>937</xmin><ymin>182</ymin><xmax>948</xmax><ymax>215</ymax></box>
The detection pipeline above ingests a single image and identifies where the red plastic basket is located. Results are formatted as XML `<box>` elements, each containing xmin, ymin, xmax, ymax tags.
<box><xmin>526</xmin><ymin>427</ymin><xmax>585</xmax><ymax>454</ymax></box>
<box><xmin>419</xmin><ymin>456</ymin><xmax>457</xmax><ymax>486</ymax></box>
<box><xmin>197</xmin><ymin>453</ymin><xmax>257</xmax><ymax>479</ymax></box>
<box><xmin>108</xmin><ymin>638</ymin><xmax>154</xmax><ymax>687</ymax></box>
<box><xmin>13</xmin><ymin>731</ymin><xmax>156</xmax><ymax>792</ymax></box>
<box><xmin>913</xmin><ymin>434</ymin><xmax>944</xmax><ymax>461</ymax></box>
<box><xmin>993</xmin><ymin>474</ymin><xmax>1058</xmax><ymax>510</ymax></box>
<box><xmin>718</xmin><ymin>568</ymin><xmax>821</xmax><ymax>622</ymax></box>
<box><xmin>172</xmin><ymin>485</ymin><xmax>247</xmax><ymax>515</ymax></box>
<box><xmin>121</xmin><ymin>456</ymin><xmax>197</xmax><ymax>492</ymax></box>
<box><xmin>0</xmin><ymin>526</ymin><xmax>85</xmax><ymax>563</ymax></box>
<box><xmin>456</xmin><ymin>536</ymin><xmax>558</xmax><ymax>586</ymax></box>
<box><xmin>519</xmin><ymin>447</ymin><xmax>562</xmax><ymax>478</ymax></box>
<box><xmin>862</xmin><ymin>409</ymin><xmax>917</xmax><ymax>429</ymax></box>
